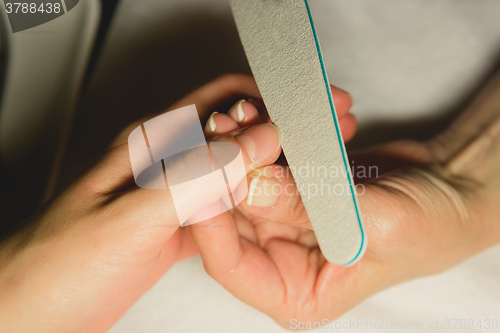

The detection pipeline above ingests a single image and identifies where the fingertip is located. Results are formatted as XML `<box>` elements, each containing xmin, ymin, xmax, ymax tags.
<box><xmin>234</xmin><ymin>123</ymin><xmax>282</xmax><ymax>169</ymax></box>
<box><xmin>339</xmin><ymin>114</ymin><xmax>357</xmax><ymax>142</ymax></box>
<box><xmin>228</xmin><ymin>99</ymin><xmax>262</xmax><ymax>126</ymax></box>
<box><xmin>204</xmin><ymin>112</ymin><xmax>240</xmax><ymax>137</ymax></box>
<box><xmin>331</xmin><ymin>85</ymin><xmax>354</xmax><ymax>117</ymax></box>
<box><xmin>188</xmin><ymin>211</ymin><xmax>243</xmax><ymax>277</ymax></box>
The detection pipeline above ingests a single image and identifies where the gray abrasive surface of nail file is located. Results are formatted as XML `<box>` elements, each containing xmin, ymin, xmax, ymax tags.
<box><xmin>230</xmin><ymin>0</ymin><xmax>366</xmax><ymax>266</ymax></box>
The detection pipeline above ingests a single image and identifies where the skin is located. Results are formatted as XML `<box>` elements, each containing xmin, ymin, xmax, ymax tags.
<box><xmin>0</xmin><ymin>74</ymin><xmax>353</xmax><ymax>332</ymax></box>
<box><xmin>0</xmin><ymin>74</ymin><xmax>498</xmax><ymax>332</ymax></box>
<box><xmin>191</xmin><ymin>74</ymin><xmax>500</xmax><ymax>328</ymax></box>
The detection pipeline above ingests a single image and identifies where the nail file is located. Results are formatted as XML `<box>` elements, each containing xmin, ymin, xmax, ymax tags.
<box><xmin>229</xmin><ymin>0</ymin><xmax>366</xmax><ymax>265</ymax></box>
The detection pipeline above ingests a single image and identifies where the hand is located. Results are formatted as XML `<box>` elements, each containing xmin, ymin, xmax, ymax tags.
<box><xmin>190</xmin><ymin>76</ymin><xmax>500</xmax><ymax>327</ymax></box>
<box><xmin>0</xmin><ymin>74</ymin><xmax>357</xmax><ymax>333</ymax></box>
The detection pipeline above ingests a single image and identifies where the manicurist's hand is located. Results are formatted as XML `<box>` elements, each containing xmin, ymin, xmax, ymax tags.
<box><xmin>190</xmin><ymin>75</ymin><xmax>500</xmax><ymax>328</ymax></box>
<box><xmin>0</xmin><ymin>74</ymin><xmax>357</xmax><ymax>333</ymax></box>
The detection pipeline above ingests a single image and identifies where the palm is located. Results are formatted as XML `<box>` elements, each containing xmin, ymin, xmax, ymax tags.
<box><xmin>223</xmin><ymin>207</ymin><xmax>328</xmax><ymax>321</ymax></box>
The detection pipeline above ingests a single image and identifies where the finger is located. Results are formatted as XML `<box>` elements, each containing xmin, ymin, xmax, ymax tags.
<box><xmin>240</xmin><ymin>165</ymin><xmax>313</xmax><ymax>230</ymax></box>
<box><xmin>339</xmin><ymin>113</ymin><xmax>357</xmax><ymax>142</ymax></box>
<box><xmin>331</xmin><ymin>85</ymin><xmax>354</xmax><ymax>118</ymax></box>
<box><xmin>227</xmin><ymin>99</ymin><xmax>262</xmax><ymax>127</ymax></box>
<box><xmin>204</xmin><ymin>112</ymin><xmax>240</xmax><ymax>137</ymax></box>
<box><xmin>247</xmin><ymin>98</ymin><xmax>272</xmax><ymax>124</ymax></box>
<box><xmin>211</xmin><ymin>123</ymin><xmax>282</xmax><ymax>173</ymax></box>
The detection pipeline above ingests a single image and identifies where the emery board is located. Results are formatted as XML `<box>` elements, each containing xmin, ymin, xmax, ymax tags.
<box><xmin>229</xmin><ymin>0</ymin><xmax>366</xmax><ymax>266</ymax></box>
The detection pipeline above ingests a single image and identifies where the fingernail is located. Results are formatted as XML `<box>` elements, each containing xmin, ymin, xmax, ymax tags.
<box><xmin>237</xmin><ymin>99</ymin><xmax>246</xmax><ymax>122</ymax></box>
<box><xmin>235</xmin><ymin>124</ymin><xmax>281</xmax><ymax>163</ymax></box>
<box><xmin>209</xmin><ymin>112</ymin><xmax>218</xmax><ymax>132</ymax></box>
<box><xmin>246</xmin><ymin>176</ymin><xmax>281</xmax><ymax>207</ymax></box>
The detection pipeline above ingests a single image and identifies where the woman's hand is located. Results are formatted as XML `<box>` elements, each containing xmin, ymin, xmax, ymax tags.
<box><xmin>0</xmin><ymin>74</ymin><xmax>358</xmax><ymax>333</ymax></box>
<box><xmin>190</xmin><ymin>75</ymin><xmax>500</xmax><ymax>328</ymax></box>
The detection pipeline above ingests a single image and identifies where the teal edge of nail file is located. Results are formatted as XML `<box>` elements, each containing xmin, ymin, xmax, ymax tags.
<box><xmin>230</xmin><ymin>0</ymin><xmax>366</xmax><ymax>266</ymax></box>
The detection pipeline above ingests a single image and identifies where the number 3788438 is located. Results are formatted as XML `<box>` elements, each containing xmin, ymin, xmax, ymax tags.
<box><xmin>5</xmin><ymin>2</ymin><xmax>62</xmax><ymax>14</ymax></box>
